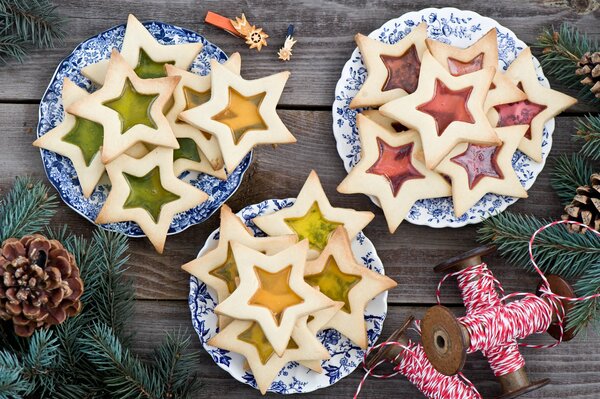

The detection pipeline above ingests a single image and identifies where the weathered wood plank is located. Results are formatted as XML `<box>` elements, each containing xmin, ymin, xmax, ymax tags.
<box><xmin>131</xmin><ymin>300</ymin><xmax>600</xmax><ymax>398</ymax></box>
<box><xmin>0</xmin><ymin>103</ymin><xmax>585</xmax><ymax>303</ymax></box>
<box><xmin>0</xmin><ymin>0</ymin><xmax>598</xmax><ymax>109</ymax></box>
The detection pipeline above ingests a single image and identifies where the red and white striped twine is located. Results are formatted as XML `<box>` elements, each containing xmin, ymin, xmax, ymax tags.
<box><xmin>354</xmin><ymin>336</ymin><xmax>482</xmax><ymax>399</ymax></box>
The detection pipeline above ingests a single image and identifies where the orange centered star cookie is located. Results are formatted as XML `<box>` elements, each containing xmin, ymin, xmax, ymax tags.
<box><xmin>379</xmin><ymin>50</ymin><xmax>500</xmax><ymax>169</ymax></box>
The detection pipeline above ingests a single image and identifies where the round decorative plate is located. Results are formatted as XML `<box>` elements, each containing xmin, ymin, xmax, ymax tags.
<box><xmin>333</xmin><ymin>7</ymin><xmax>551</xmax><ymax>228</ymax></box>
<box><xmin>36</xmin><ymin>21</ymin><xmax>252</xmax><ymax>237</ymax></box>
<box><xmin>189</xmin><ymin>198</ymin><xmax>388</xmax><ymax>394</ymax></box>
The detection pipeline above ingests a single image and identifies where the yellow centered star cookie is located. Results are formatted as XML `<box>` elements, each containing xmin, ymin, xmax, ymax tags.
<box><xmin>426</xmin><ymin>28</ymin><xmax>527</xmax><ymax>112</ymax></box>
<box><xmin>305</xmin><ymin>227</ymin><xmax>397</xmax><ymax>349</ymax></box>
<box><xmin>350</xmin><ymin>23</ymin><xmax>428</xmax><ymax>109</ymax></box>
<box><xmin>179</xmin><ymin>59</ymin><xmax>295</xmax><ymax>172</ymax></box>
<box><xmin>165</xmin><ymin>53</ymin><xmax>242</xmax><ymax>172</ymax></box>
<box><xmin>182</xmin><ymin>204</ymin><xmax>296</xmax><ymax>329</ymax></box>
<box><xmin>209</xmin><ymin>315</ymin><xmax>330</xmax><ymax>394</ymax></box>
<box><xmin>435</xmin><ymin>126</ymin><xmax>529</xmax><ymax>217</ymax></box>
<box><xmin>68</xmin><ymin>50</ymin><xmax>180</xmax><ymax>164</ymax></box>
<box><xmin>488</xmin><ymin>47</ymin><xmax>577</xmax><ymax>162</ymax></box>
<box><xmin>337</xmin><ymin>114</ymin><xmax>451</xmax><ymax>233</ymax></box>
<box><xmin>252</xmin><ymin>170</ymin><xmax>374</xmax><ymax>257</ymax></box>
<box><xmin>82</xmin><ymin>14</ymin><xmax>203</xmax><ymax>85</ymax></box>
<box><xmin>379</xmin><ymin>50</ymin><xmax>500</xmax><ymax>169</ymax></box>
<box><xmin>96</xmin><ymin>147</ymin><xmax>208</xmax><ymax>253</ymax></box>
<box><xmin>214</xmin><ymin>240</ymin><xmax>334</xmax><ymax>356</ymax></box>
<box><xmin>33</xmin><ymin>79</ymin><xmax>105</xmax><ymax>198</ymax></box>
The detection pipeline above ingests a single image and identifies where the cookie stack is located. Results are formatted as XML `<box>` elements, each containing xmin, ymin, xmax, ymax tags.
<box><xmin>338</xmin><ymin>24</ymin><xmax>577</xmax><ymax>233</ymax></box>
<box><xmin>34</xmin><ymin>14</ymin><xmax>295</xmax><ymax>253</ymax></box>
<box><xmin>183</xmin><ymin>171</ymin><xmax>396</xmax><ymax>394</ymax></box>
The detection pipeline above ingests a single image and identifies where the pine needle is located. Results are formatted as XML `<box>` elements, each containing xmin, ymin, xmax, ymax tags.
<box><xmin>569</xmin><ymin>262</ymin><xmax>600</xmax><ymax>333</ymax></box>
<box><xmin>550</xmin><ymin>153</ymin><xmax>595</xmax><ymax>206</ymax></box>
<box><xmin>575</xmin><ymin>114</ymin><xmax>600</xmax><ymax>161</ymax></box>
<box><xmin>535</xmin><ymin>24</ymin><xmax>599</xmax><ymax>105</ymax></box>
<box><xmin>0</xmin><ymin>350</ymin><xmax>32</xmax><ymax>398</ymax></box>
<box><xmin>0</xmin><ymin>176</ymin><xmax>57</xmax><ymax>242</ymax></box>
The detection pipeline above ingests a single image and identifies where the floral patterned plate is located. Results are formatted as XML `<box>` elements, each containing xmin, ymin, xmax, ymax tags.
<box><xmin>189</xmin><ymin>198</ymin><xmax>387</xmax><ymax>394</ymax></box>
<box><xmin>36</xmin><ymin>21</ymin><xmax>252</xmax><ymax>237</ymax></box>
<box><xmin>333</xmin><ymin>7</ymin><xmax>552</xmax><ymax>228</ymax></box>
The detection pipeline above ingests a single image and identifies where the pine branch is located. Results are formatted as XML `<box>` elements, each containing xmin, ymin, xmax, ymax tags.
<box><xmin>153</xmin><ymin>331</ymin><xmax>201</xmax><ymax>399</ymax></box>
<box><xmin>0</xmin><ymin>29</ymin><xmax>27</xmax><ymax>64</ymax></box>
<box><xmin>0</xmin><ymin>176</ymin><xmax>57</xmax><ymax>242</ymax></box>
<box><xmin>18</xmin><ymin>329</ymin><xmax>62</xmax><ymax>396</ymax></box>
<box><xmin>535</xmin><ymin>24</ymin><xmax>599</xmax><ymax>105</ymax></box>
<box><xmin>478</xmin><ymin>212</ymin><xmax>600</xmax><ymax>279</ymax></box>
<box><xmin>550</xmin><ymin>153</ymin><xmax>595</xmax><ymax>206</ymax></box>
<box><xmin>80</xmin><ymin>323</ymin><xmax>161</xmax><ymax>399</ymax></box>
<box><xmin>0</xmin><ymin>0</ymin><xmax>65</xmax><ymax>48</ymax></box>
<box><xmin>0</xmin><ymin>350</ymin><xmax>32</xmax><ymax>398</ymax></box>
<box><xmin>575</xmin><ymin>114</ymin><xmax>600</xmax><ymax>161</ymax></box>
<box><xmin>568</xmin><ymin>261</ymin><xmax>600</xmax><ymax>333</ymax></box>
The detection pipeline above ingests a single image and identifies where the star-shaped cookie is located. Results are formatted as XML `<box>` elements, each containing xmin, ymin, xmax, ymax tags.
<box><xmin>209</xmin><ymin>315</ymin><xmax>330</xmax><ymax>394</ymax></box>
<box><xmin>305</xmin><ymin>227</ymin><xmax>397</xmax><ymax>349</ymax></box>
<box><xmin>68</xmin><ymin>49</ymin><xmax>180</xmax><ymax>164</ymax></box>
<box><xmin>350</xmin><ymin>23</ymin><xmax>428</xmax><ymax>109</ymax></box>
<box><xmin>435</xmin><ymin>126</ymin><xmax>529</xmax><ymax>217</ymax></box>
<box><xmin>165</xmin><ymin>53</ymin><xmax>242</xmax><ymax>171</ymax></box>
<box><xmin>82</xmin><ymin>14</ymin><xmax>203</xmax><ymax>85</ymax></box>
<box><xmin>426</xmin><ymin>29</ymin><xmax>526</xmax><ymax>112</ymax></box>
<box><xmin>172</xmin><ymin>141</ymin><xmax>226</xmax><ymax>179</ymax></box>
<box><xmin>379</xmin><ymin>50</ymin><xmax>500</xmax><ymax>169</ymax></box>
<box><xmin>489</xmin><ymin>47</ymin><xmax>577</xmax><ymax>162</ymax></box>
<box><xmin>214</xmin><ymin>240</ymin><xmax>334</xmax><ymax>356</ymax></box>
<box><xmin>33</xmin><ymin>78</ymin><xmax>104</xmax><ymax>198</ymax></box>
<box><xmin>182</xmin><ymin>204</ymin><xmax>296</xmax><ymax>329</ymax></box>
<box><xmin>337</xmin><ymin>114</ymin><xmax>451</xmax><ymax>233</ymax></box>
<box><xmin>96</xmin><ymin>147</ymin><xmax>208</xmax><ymax>253</ymax></box>
<box><xmin>252</xmin><ymin>170</ymin><xmax>374</xmax><ymax>257</ymax></box>
<box><xmin>179</xmin><ymin>59</ymin><xmax>295</xmax><ymax>172</ymax></box>
<box><xmin>361</xmin><ymin>110</ymin><xmax>409</xmax><ymax>133</ymax></box>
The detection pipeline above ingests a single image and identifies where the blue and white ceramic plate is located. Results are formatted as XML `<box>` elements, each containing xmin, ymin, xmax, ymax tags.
<box><xmin>333</xmin><ymin>7</ymin><xmax>552</xmax><ymax>228</ymax></box>
<box><xmin>36</xmin><ymin>21</ymin><xmax>252</xmax><ymax>237</ymax></box>
<box><xmin>189</xmin><ymin>198</ymin><xmax>388</xmax><ymax>394</ymax></box>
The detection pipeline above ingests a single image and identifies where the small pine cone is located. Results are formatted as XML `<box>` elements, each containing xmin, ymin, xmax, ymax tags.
<box><xmin>0</xmin><ymin>234</ymin><xmax>83</xmax><ymax>337</ymax></box>
<box><xmin>562</xmin><ymin>173</ymin><xmax>600</xmax><ymax>234</ymax></box>
<box><xmin>576</xmin><ymin>51</ymin><xmax>600</xmax><ymax>98</ymax></box>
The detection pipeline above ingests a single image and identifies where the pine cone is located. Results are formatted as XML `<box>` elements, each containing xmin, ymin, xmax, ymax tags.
<box><xmin>0</xmin><ymin>234</ymin><xmax>83</xmax><ymax>337</ymax></box>
<box><xmin>562</xmin><ymin>173</ymin><xmax>600</xmax><ymax>234</ymax></box>
<box><xmin>575</xmin><ymin>51</ymin><xmax>600</xmax><ymax>98</ymax></box>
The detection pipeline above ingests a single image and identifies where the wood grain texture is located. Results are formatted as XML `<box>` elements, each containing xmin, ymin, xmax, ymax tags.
<box><xmin>131</xmin><ymin>300</ymin><xmax>600</xmax><ymax>398</ymax></box>
<box><xmin>2</xmin><ymin>2</ymin><xmax>599</xmax><ymax>397</ymax></box>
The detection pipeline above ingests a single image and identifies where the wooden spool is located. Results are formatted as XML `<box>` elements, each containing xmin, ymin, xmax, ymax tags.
<box><xmin>366</xmin><ymin>316</ymin><xmax>415</xmax><ymax>370</ymax></box>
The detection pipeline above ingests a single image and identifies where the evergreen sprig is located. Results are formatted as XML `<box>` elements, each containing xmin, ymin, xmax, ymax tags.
<box><xmin>0</xmin><ymin>178</ymin><xmax>200</xmax><ymax>398</ymax></box>
<box><xmin>0</xmin><ymin>0</ymin><xmax>65</xmax><ymax>64</ymax></box>
<box><xmin>550</xmin><ymin>153</ymin><xmax>595</xmax><ymax>206</ymax></box>
<box><xmin>478</xmin><ymin>212</ymin><xmax>600</xmax><ymax>331</ymax></box>
<box><xmin>535</xmin><ymin>24</ymin><xmax>599</xmax><ymax>105</ymax></box>
<box><xmin>575</xmin><ymin>114</ymin><xmax>600</xmax><ymax>161</ymax></box>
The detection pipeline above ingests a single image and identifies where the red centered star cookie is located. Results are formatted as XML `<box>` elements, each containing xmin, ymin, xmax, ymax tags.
<box><xmin>337</xmin><ymin>114</ymin><xmax>451</xmax><ymax>233</ymax></box>
<box><xmin>435</xmin><ymin>126</ymin><xmax>529</xmax><ymax>217</ymax></box>
<box><xmin>380</xmin><ymin>50</ymin><xmax>500</xmax><ymax>169</ymax></box>
<box><xmin>488</xmin><ymin>47</ymin><xmax>577</xmax><ymax>162</ymax></box>
<box><xmin>350</xmin><ymin>23</ymin><xmax>428</xmax><ymax>109</ymax></box>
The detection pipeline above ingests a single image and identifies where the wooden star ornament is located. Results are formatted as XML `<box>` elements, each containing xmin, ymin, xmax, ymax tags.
<box><xmin>179</xmin><ymin>59</ymin><xmax>295</xmax><ymax>172</ymax></box>
<box><xmin>68</xmin><ymin>50</ymin><xmax>180</xmax><ymax>164</ymax></box>
<box><xmin>33</xmin><ymin>79</ymin><xmax>105</xmax><ymax>198</ymax></box>
<box><xmin>350</xmin><ymin>23</ymin><xmax>428</xmax><ymax>109</ymax></box>
<box><xmin>337</xmin><ymin>114</ymin><xmax>451</xmax><ymax>233</ymax></box>
<box><xmin>182</xmin><ymin>204</ymin><xmax>296</xmax><ymax>330</ymax></box>
<box><xmin>214</xmin><ymin>240</ymin><xmax>334</xmax><ymax>356</ymax></box>
<box><xmin>305</xmin><ymin>227</ymin><xmax>397</xmax><ymax>349</ymax></box>
<box><xmin>209</xmin><ymin>315</ymin><xmax>329</xmax><ymax>394</ymax></box>
<box><xmin>82</xmin><ymin>14</ymin><xmax>203</xmax><ymax>85</ymax></box>
<box><xmin>489</xmin><ymin>47</ymin><xmax>577</xmax><ymax>162</ymax></box>
<box><xmin>379</xmin><ymin>50</ymin><xmax>500</xmax><ymax>169</ymax></box>
<box><xmin>165</xmin><ymin>53</ymin><xmax>242</xmax><ymax>172</ymax></box>
<box><xmin>435</xmin><ymin>126</ymin><xmax>529</xmax><ymax>217</ymax></box>
<box><xmin>252</xmin><ymin>170</ymin><xmax>374</xmax><ymax>257</ymax></box>
<box><xmin>96</xmin><ymin>147</ymin><xmax>208</xmax><ymax>253</ymax></box>
<box><xmin>426</xmin><ymin>28</ymin><xmax>527</xmax><ymax>112</ymax></box>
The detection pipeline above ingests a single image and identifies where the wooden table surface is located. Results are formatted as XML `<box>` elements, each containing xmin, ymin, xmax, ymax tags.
<box><xmin>1</xmin><ymin>1</ymin><xmax>599</xmax><ymax>398</ymax></box>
